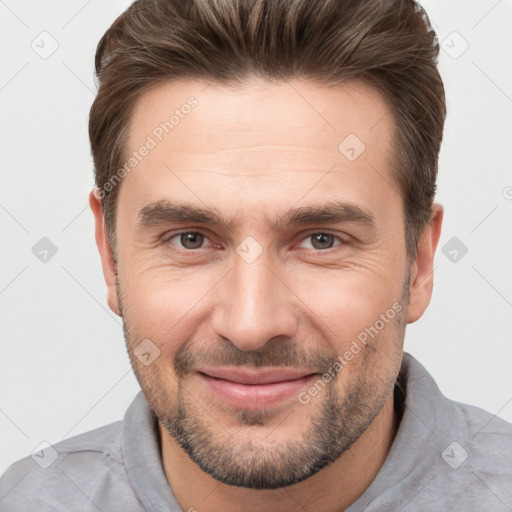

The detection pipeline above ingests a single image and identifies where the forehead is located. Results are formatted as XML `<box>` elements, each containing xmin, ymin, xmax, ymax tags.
<box><xmin>127</xmin><ymin>77</ymin><xmax>393</xmax><ymax>161</ymax></box>
<box><xmin>119</xmin><ymin>78</ymin><xmax>398</xmax><ymax>225</ymax></box>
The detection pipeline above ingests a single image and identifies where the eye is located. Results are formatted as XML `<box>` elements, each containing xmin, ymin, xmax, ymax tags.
<box><xmin>298</xmin><ymin>232</ymin><xmax>347</xmax><ymax>251</ymax></box>
<box><xmin>161</xmin><ymin>230</ymin><xmax>349</xmax><ymax>254</ymax></box>
<box><xmin>163</xmin><ymin>231</ymin><xmax>211</xmax><ymax>250</ymax></box>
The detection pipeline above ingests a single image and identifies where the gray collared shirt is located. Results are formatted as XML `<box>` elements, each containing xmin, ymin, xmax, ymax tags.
<box><xmin>1</xmin><ymin>353</ymin><xmax>511</xmax><ymax>511</ymax></box>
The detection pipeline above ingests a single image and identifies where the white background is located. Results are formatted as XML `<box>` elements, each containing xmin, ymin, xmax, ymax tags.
<box><xmin>1</xmin><ymin>0</ymin><xmax>511</xmax><ymax>475</ymax></box>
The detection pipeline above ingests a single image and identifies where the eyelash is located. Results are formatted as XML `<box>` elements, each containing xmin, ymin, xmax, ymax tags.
<box><xmin>161</xmin><ymin>230</ymin><xmax>349</xmax><ymax>254</ymax></box>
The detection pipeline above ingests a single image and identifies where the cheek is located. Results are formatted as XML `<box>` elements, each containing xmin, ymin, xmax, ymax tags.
<box><xmin>119</xmin><ymin>267</ymin><xmax>216</xmax><ymax>355</ymax></box>
<box><xmin>287</xmin><ymin>265</ymin><xmax>406</xmax><ymax>373</ymax></box>
<box><xmin>294</xmin><ymin>265</ymin><xmax>404</xmax><ymax>325</ymax></box>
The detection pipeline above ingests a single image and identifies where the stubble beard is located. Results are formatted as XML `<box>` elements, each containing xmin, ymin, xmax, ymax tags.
<box><xmin>118</xmin><ymin>278</ymin><xmax>408</xmax><ymax>490</ymax></box>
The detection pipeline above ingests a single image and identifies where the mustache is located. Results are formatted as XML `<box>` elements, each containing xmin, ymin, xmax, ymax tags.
<box><xmin>174</xmin><ymin>340</ymin><xmax>339</xmax><ymax>378</ymax></box>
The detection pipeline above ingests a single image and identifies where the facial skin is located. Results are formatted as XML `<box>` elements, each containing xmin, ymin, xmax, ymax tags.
<box><xmin>90</xmin><ymin>78</ymin><xmax>443</xmax><ymax>511</ymax></box>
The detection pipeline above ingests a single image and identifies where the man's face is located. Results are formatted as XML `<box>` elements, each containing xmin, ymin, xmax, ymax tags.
<box><xmin>105</xmin><ymin>78</ymin><xmax>415</xmax><ymax>488</ymax></box>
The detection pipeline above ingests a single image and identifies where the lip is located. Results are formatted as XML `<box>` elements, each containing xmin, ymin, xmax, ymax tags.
<box><xmin>197</xmin><ymin>367</ymin><xmax>319</xmax><ymax>409</ymax></box>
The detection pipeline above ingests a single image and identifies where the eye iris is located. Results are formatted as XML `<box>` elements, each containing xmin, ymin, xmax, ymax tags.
<box><xmin>311</xmin><ymin>233</ymin><xmax>334</xmax><ymax>250</ymax></box>
<box><xmin>177</xmin><ymin>233</ymin><xmax>337</xmax><ymax>250</ymax></box>
<box><xmin>181</xmin><ymin>232</ymin><xmax>204</xmax><ymax>249</ymax></box>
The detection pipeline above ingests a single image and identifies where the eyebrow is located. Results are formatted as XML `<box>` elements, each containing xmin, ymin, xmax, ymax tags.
<box><xmin>136</xmin><ymin>199</ymin><xmax>375</xmax><ymax>231</ymax></box>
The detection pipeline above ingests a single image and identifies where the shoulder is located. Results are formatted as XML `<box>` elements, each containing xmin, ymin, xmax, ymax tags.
<box><xmin>0</xmin><ymin>421</ymin><xmax>142</xmax><ymax>511</ymax></box>
<box><xmin>421</xmin><ymin>365</ymin><xmax>512</xmax><ymax>474</ymax></box>
<box><xmin>403</xmin><ymin>354</ymin><xmax>512</xmax><ymax>509</ymax></box>
<box><xmin>449</xmin><ymin>398</ymin><xmax>512</xmax><ymax>477</ymax></box>
<box><xmin>429</xmin><ymin>399</ymin><xmax>512</xmax><ymax>510</ymax></box>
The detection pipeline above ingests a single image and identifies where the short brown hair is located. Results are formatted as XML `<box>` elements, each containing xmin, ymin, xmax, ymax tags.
<box><xmin>89</xmin><ymin>0</ymin><xmax>446</xmax><ymax>258</ymax></box>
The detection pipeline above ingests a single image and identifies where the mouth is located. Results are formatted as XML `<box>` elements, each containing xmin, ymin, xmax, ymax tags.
<box><xmin>196</xmin><ymin>367</ymin><xmax>319</xmax><ymax>410</ymax></box>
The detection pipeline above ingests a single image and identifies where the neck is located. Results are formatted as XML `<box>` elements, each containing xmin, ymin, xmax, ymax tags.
<box><xmin>159</xmin><ymin>394</ymin><xmax>398</xmax><ymax>512</ymax></box>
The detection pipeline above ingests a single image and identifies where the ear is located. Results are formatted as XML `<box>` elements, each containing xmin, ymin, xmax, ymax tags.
<box><xmin>89</xmin><ymin>188</ymin><xmax>121</xmax><ymax>316</ymax></box>
<box><xmin>406</xmin><ymin>203</ymin><xmax>443</xmax><ymax>324</ymax></box>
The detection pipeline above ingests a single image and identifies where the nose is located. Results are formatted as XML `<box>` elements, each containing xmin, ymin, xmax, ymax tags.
<box><xmin>210</xmin><ymin>251</ymin><xmax>298</xmax><ymax>352</ymax></box>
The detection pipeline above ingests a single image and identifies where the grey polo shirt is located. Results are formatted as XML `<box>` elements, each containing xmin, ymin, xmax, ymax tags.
<box><xmin>1</xmin><ymin>353</ymin><xmax>511</xmax><ymax>511</ymax></box>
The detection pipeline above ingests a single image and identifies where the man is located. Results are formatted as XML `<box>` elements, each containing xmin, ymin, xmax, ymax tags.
<box><xmin>1</xmin><ymin>0</ymin><xmax>511</xmax><ymax>510</ymax></box>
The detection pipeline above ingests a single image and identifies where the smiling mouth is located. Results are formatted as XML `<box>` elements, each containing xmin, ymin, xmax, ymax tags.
<box><xmin>196</xmin><ymin>367</ymin><xmax>319</xmax><ymax>410</ymax></box>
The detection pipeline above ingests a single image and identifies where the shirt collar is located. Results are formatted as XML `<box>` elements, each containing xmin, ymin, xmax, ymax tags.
<box><xmin>345</xmin><ymin>352</ymin><xmax>452</xmax><ymax>511</ymax></box>
<box><xmin>121</xmin><ymin>391</ymin><xmax>180</xmax><ymax>511</ymax></box>
<box><xmin>121</xmin><ymin>352</ymin><xmax>448</xmax><ymax>512</ymax></box>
